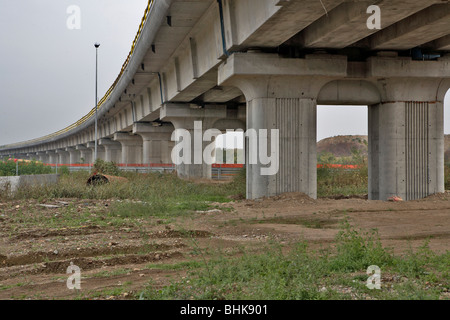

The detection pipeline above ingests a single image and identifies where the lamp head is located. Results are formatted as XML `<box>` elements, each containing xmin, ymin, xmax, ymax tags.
<box><xmin>94</xmin><ymin>43</ymin><xmax>100</xmax><ymax>48</ymax></box>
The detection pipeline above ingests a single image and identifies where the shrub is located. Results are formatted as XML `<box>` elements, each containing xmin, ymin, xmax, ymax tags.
<box><xmin>0</xmin><ymin>160</ymin><xmax>52</xmax><ymax>176</ymax></box>
<box><xmin>92</xmin><ymin>159</ymin><xmax>120</xmax><ymax>176</ymax></box>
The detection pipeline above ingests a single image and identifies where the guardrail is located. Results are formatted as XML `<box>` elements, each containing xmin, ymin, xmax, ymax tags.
<box><xmin>44</xmin><ymin>163</ymin><xmax>176</xmax><ymax>174</ymax></box>
<box><xmin>3</xmin><ymin>160</ymin><xmax>362</xmax><ymax>179</ymax></box>
<box><xmin>41</xmin><ymin>163</ymin><xmax>247</xmax><ymax>179</ymax></box>
<box><xmin>212</xmin><ymin>164</ymin><xmax>244</xmax><ymax>180</ymax></box>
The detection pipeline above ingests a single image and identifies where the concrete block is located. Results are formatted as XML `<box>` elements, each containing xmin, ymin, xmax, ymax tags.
<box><xmin>0</xmin><ymin>174</ymin><xmax>59</xmax><ymax>195</ymax></box>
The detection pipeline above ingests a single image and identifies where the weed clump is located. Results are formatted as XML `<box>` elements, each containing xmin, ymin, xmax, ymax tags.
<box><xmin>92</xmin><ymin>159</ymin><xmax>120</xmax><ymax>176</ymax></box>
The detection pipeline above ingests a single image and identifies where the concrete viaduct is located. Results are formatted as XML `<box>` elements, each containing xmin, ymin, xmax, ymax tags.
<box><xmin>1</xmin><ymin>0</ymin><xmax>449</xmax><ymax>201</ymax></box>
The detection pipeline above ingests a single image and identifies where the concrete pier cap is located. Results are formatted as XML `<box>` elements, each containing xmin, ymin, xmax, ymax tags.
<box><xmin>45</xmin><ymin>150</ymin><xmax>58</xmax><ymax>164</ymax></box>
<box><xmin>318</xmin><ymin>80</ymin><xmax>382</xmax><ymax>105</ymax></box>
<box><xmin>86</xmin><ymin>142</ymin><xmax>106</xmax><ymax>162</ymax></box>
<box><xmin>98</xmin><ymin>138</ymin><xmax>122</xmax><ymax>163</ymax></box>
<box><xmin>218</xmin><ymin>52</ymin><xmax>348</xmax><ymax>200</ymax></box>
<box><xmin>213</xmin><ymin>105</ymin><xmax>246</xmax><ymax>131</ymax></box>
<box><xmin>55</xmin><ymin>149</ymin><xmax>70</xmax><ymax>165</ymax></box>
<box><xmin>113</xmin><ymin>132</ymin><xmax>143</xmax><ymax>165</ymax></box>
<box><xmin>76</xmin><ymin>144</ymin><xmax>92</xmax><ymax>164</ymax></box>
<box><xmin>65</xmin><ymin>147</ymin><xmax>80</xmax><ymax>164</ymax></box>
<box><xmin>218</xmin><ymin>53</ymin><xmax>348</xmax><ymax>100</ymax></box>
<box><xmin>132</xmin><ymin>122</ymin><xmax>175</xmax><ymax>164</ymax></box>
<box><xmin>160</xmin><ymin>103</ymin><xmax>228</xmax><ymax>179</ymax></box>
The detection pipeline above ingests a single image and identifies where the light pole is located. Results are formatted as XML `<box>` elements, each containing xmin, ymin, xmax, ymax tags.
<box><xmin>94</xmin><ymin>43</ymin><xmax>100</xmax><ymax>162</ymax></box>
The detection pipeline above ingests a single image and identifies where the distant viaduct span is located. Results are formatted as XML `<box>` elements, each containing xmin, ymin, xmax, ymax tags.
<box><xmin>1</xmin><ymin>0</ymin><xmax>449</xmax><ymax>201</ymax></box>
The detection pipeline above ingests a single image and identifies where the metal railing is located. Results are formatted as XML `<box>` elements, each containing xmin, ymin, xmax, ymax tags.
<box><xmin>43</xmin><ymin>163</ymin><xmax>246</xmax><ymax>179</ymax></box>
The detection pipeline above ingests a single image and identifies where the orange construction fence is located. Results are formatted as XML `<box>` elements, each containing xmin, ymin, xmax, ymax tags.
<box><xmin>37</xmin><ymin>163</ymin><xmax>361</xmax><ymax>169</ymax></box>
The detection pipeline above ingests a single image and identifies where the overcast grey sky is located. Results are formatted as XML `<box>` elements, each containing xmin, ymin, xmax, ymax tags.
<box><xmin>0</xmin><ymin>1</ymin><xmax>449</xmax><ymax>146</ymax></box>
<box><xmin>0</xmin><ymin>0</ymin><xmax>148</xmax><ymax>145</ymax></box>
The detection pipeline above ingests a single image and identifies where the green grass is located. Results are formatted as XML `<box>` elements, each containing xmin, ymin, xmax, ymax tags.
<box><xmin>0</xmin><ymin>169</ymin><xmax>246</xmax><ymax>227</ymax></box>
<box><xmin>317</xmin><ymin>163</ymin><xmax>449</xmax><ymax>197</ymax></box>
<box><xmin>91</xmin><ymin>268</ymin><xmax>131</xmax><ymax>278</ymax></box>
<box><xmin>145</xmin><ymin>260</ymin><xmax>204</xmax><ymax>271</ymax></box>
<box><xmin>7</xmin><ymin>170</ymin><xmax>244</xmax><ymax>201</ymax></box>
<box><xmin>75</xmin><ymin>287</ymin><xmax>127</xmax><ymax>300</ymax></box>
<box><xmin>0</xmin><ymin>282</ymin><xmax>29</xmax><ymax>291</ymax></box>
<box><xmin>317</xmin><ymin>166</ymin><xmax>368</xmax><ymax>198</ymax></box>
<box><xmin>2</xmin><ymin>202</ymin><xmax>131</xmax><ymax>230</ymax></box>
<box><xmin>139</xmin><ymin>221</ymin><xmax>449</xmax><ymax>300</ymax></box>
<box><xmin>252</xmin><ymin>216</ymin><xmax>338</xmax><ymax>229</ymax></box>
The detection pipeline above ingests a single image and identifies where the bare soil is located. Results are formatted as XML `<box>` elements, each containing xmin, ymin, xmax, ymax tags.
<box><xmin>0</xmin><ymin>191</ymin><xmax>449</xmax><ymax>300</ymax></box>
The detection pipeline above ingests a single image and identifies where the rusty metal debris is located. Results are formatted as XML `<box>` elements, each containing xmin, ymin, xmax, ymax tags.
<box><xmin>87</xmin><ymin>174</ymin><xmax>128</xmax><ymax>186</ymax></box>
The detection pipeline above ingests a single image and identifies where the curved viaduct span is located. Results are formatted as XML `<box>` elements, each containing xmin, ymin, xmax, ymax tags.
<box><xmin>1</xmin><ymin>0</ymin><xmax>450</xmax><ymax>201</ymax></box>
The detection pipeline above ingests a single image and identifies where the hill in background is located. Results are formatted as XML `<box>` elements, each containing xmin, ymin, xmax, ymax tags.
<box><xmin>317</xmin><ymin>135</ymin><xmax>368</xmax><ymax>160</ymax></box>
<box><xmin>318</xmin><ymin>135</ymin><xmax>450</xmax><ymax>162</ymax></box>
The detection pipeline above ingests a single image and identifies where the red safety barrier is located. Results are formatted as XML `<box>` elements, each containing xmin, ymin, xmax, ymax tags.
<box><xmin>43</xmin><ymin>163</ymin><xmax>92</xmax><ymax>167</ymax></box>
<box><xmin>117</xmin><ymin>163</ymin><xmax>175</xmax><ymax>168</ymax></box>
<box><xmin>42</xmin><ymin>163</ymin><xmax>176</xmax><ymax>168</ymax></box>
<box><xmin>317</xmin><ymin>164</ymin><xmax>361</xmax><ymax>169</ymax></box>
<box><xmin>212</xmin><ymin>164</ymin><xmax>245</xmax><ymax>168</ymax></box>
<box><xmin>40</xmin><ymin>163</ymin><xmax>360</xmax><ymax>169</ymax></box>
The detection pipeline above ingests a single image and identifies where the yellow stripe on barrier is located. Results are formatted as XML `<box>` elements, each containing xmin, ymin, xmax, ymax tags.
<box><xmin>1</xmin><ymin>0</ymin><xmax>154</xmax><ymax>149</ymax></box>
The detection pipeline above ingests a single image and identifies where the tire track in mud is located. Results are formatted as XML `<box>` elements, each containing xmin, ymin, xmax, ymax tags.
<box><xmin>33</xmin><ymin>251</ymin><xmax>185</xmax><ymax>275</ymax></box>
<box><xmin>5</xmin><ymin>227</ymin><xmax>214</xmax><ymax>242</ymax></box>
<box><xmin>7</xmin><ymin>225</ymin><xmax>106</xmax><ymax>241</ymax></box>
<box><xmin>148</xmin><ymin>229</ymin><xmax>213</xmax><ymax>239</ymax></box>
<box><xmin>0</xmin><ymin>243</ymin><xmax>186</xmax><ymax>268</ymax></box>
<box><xmin>0</xmin><ymin>228</ymin><xmax>216</xmax><ymax>281</ymax></box>
<box><xmin>0</xmin><ymin>251</ymin><xmax>185</xmax><ymax>281</ymax></box>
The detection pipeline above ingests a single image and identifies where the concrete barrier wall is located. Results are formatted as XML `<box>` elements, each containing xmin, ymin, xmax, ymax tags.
<box><xmin>0</xmin><ymin>174</ymin><xmax>59</xmax><ymax>194</ymax></box>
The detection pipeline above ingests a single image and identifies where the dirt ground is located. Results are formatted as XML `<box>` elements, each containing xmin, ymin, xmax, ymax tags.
<box><xmin>0</xmin><ymin>191</ymin><xmax>449</xmax><ymax>300</ymax></box>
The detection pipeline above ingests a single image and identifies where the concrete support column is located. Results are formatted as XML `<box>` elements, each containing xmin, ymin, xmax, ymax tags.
<box><xmin>46</xmin><ymin>151</ymin><xmax>58</xmax><ymax>165</ymax></box>
<box><xmin>132</xmin><ymin>123</ymin><xmax>175</xmax><ymax>165</ymax></box>
<box><xmin>218</xmin><ymin>53</ymin><xmax>347</xmax><ymax>199</ymax></box>
<box><xmin>113</xmin><ymin>133</ymin><xmax>143</xmax><ymax>165</ymax></box>
<box><xmin>36</xmin><ymin>152</ymin><xmax>49</xmax><ymax>163</ymax></box>
<box><xmin>164</xmin><ymin>141</ymin><xmax>176</xmax><ymax>165</ymax></box>
<box><xmin>66</xmin><ymin>147</ymin><xmax>80</xmax><ymax>164</ymax></box>
<box><xmin>76</xmin><ymin>145</ymin><xmax>92</xmax><ymax>164</ymax></box>
<box><xmin>161</xmin><ymin>104</ymin><xmax>228</xmax><ymax>179</ymax></box>
<box><xmin>99</xmin><ymin>139</ymin><xmax>122</xmax><ymax>163</ymax></box>
<box><xmin>86</xmin><ymin>142</ymin><xmax>106</xmax><ymax>162</ymax></box>
<box><xmin>55</xmin><ymin>149</ymin><xmax>70</xmax><ymax>165</ymax></box>
<box><xmin>369</xmin><ymin>78</ymin><xmax>447</xmax><ymax>201</ymax></box>
<box><xmin>247</xmin><ymin>97</ymin><xmax>318</xmax><ymax>199</ymax></box>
